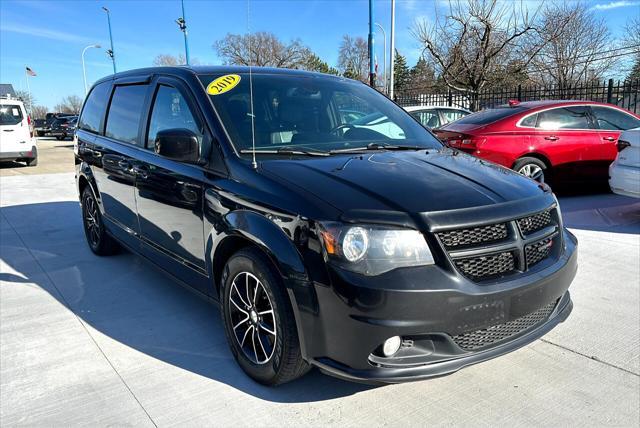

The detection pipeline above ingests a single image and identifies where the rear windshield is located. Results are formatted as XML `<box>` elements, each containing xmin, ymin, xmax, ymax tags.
<box><xmin>453</xmin><ymin>106</ymin><xmax>528</xmax><ymax>125</ymax></box>
<box><xmin>0</xmin><ymin>104</ymin><xmax>24</xmax><ymax>126</ymax></box>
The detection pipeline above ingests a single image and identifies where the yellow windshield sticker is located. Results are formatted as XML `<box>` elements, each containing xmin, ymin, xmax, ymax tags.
<box><xmin>207</xmin><ymin>74</ymin><xmax>241</xmax><ymax>96</ymax></box>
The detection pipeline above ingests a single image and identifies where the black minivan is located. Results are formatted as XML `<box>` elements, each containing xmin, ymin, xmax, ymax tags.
<box><xmin>75</xmin><ymin>66</ymin><xmax>577</xmax><ymax>385</ymax></box>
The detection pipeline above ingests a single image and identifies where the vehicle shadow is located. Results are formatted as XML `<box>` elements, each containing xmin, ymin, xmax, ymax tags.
<box><xmin>0</xmin><ymin>201</ymin><xmax>375</xmax><ymax>403</ymax></box>
<box><xmin>0</xmin><ymin>161</ymin><xmax>27</xmax><ymax>169</ymax></box>
<box><xmin>554</xmin><ymin>186</ymin><xmax>640</xmax><ymax>234</ymax></box>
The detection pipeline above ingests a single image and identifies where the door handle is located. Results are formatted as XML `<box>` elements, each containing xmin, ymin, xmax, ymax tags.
<box><xmin>132</xmin><ymin>164</ymin><xmax>149</xmax><ymax>179</ymax></box>
<box><xmin>544</xmin><ymin>136</ymin><xmax>559</xmax><ymax>141</ymax></box>
<box><xmin>118</xmin><ymin>159</ymin><xmax>132</xmax><ymax>170</ymax></box>
<box><xmin>602</xmin><ymin>136</ymin><xmax>616</xmax><ymax>142</ymax></box>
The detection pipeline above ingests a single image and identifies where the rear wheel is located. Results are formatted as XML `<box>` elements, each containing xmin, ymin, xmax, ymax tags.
<box><xmin>55</xmin><ymin>136</ymin><xmax>64</xmax><ymax>141</ymax></box>
<box><xmin>81</xmin><ymin>186</ymin><xmax>119</xmax><ymax>255</ymax></box>
<box><xmin>26</xmin><ymin>157</ymin><xmax>37</xmax><ymax>167</ymax></box>
<box><xmin>514</xmin><ymin>157</ymin><xmax>549</xmax><ymax>184</ymax></box>
<box><xmin>221</xmin><ymin>248</ymin><xmax>309</xmax><ymax>385</ymax></box>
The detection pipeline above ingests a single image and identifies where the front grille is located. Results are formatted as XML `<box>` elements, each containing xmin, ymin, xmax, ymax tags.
<box><xmin>437</xmin><ymin>223</ymin><xmax>508</xmax><ymax>249</ymax></box>
<box><xmin>452</xmin><ymin>301</ymin><xmax>557</xmax><ymax>351</ymax></box>
<box><xmin>454</xmin><ymin>251</ymin><xmax>516</xmax><ymax>280</ymax></box>
<box><xmin>525</xmin><ymin>236</ymin><xmax>554</xmax><ymax>267</ymax></box>
<box><xmin>517</xmin><ymin>210</ymin><xmax>552</xmax><ymax>235</ymax></box>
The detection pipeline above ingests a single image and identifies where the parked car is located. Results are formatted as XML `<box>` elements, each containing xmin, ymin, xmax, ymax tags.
<box><xmin>33</xmin><ymin>118</ymin><xmax>46</xmax><ymax>137</ymax></box>
<box><xmin>404</xmin><ymin>105</ymin><xmax>471</xmax><ymax>129</ymax></box>
<box><xmin>76</xmin><ymin>66</ymin><xmax>577</xmax><ymax>385</ymax></box>
<box><xmin>42</xmin><ymin>112</ymin><xmax>67</xmax><ymax>135</ymax></box>
<box><xmin>434</xmin><ymin>100</ymin><xmax>640</xmax><ymax>184</ymax></box>
<box><xmin>49</xmin><ymin>115</ymin><xmax>77</xmax><ymax>140</ymax></box>
<box><xmin>609</xmin><ymin>127</ymin><xmax>640</xmax><ymax>198</ymax></box>
<box><xmin>0</xmin><ymin>97</ymin><xmax>38</xmax><ymax>166</ymax></box>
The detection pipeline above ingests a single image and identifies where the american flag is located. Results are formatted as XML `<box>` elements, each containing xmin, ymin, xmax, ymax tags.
<box><xmin>25</xmin><ymin>67</ymin><xmax>36</xmax><ymax>76</ymax></box>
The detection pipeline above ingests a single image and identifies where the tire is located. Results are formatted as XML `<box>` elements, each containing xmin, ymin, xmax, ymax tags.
<box><xmin>36</xmin><ymin>131</ymin><xmax>44</xmax><ymax>137</ymax></box>
<box><xmin>221</xmin><ymin>248</ymin><xmax>309</xmax><ymax>386</ymax></box>
<box><xmin>81</xmin><ymin>186</ymin><xmax>119</xmax><ymax>255</ymax></box>
<box><xmin>513</xmin><ymin>157</ymin><xmax>550</xmax><ymax>184</ymax></box>
<box><xmin>26</xmin><ymin>157</ymin><xmax>37</xmax><ymax>167</ymax></box>
<box><xmin>55</xmin><ymin>135</ymin><xmax>64</xmax><ymax>141</ymax></box>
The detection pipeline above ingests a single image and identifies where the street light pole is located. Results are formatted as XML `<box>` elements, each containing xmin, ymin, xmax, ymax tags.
<box><xmin>176</xmin><ymin>0</ymin><xmax>190</xmax><ymax>65</ymax></box>
<box><xmin>389</xmin><ymin>0</ymin><xmax>396</xmax><ymax>100</ymax></box>
<box><xmin>375</xmin><ymin>23</ymin><xmax>387</xmax><ymax>94</ymax></box>
<box><xmin>368</xmin><ymin>0</ymin><xmax>375</xmax><ymax>87</ymax></box>
<box><xmin>82</xmin><ymin>44</ymin><xmax>102</xmax><ymax>95</ymax></box>
<box><xmin>102</xmin><ymin>7</ymin><xmax>116</xmax><ymax>73</ymax></box>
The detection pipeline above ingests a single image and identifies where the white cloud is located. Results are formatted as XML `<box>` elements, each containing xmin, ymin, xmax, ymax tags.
<box><xmin>590</xmin><ymin>1</ymin><xmax>640</xmax><ymax>11</ymax></box>
<box><xmin>0</xmin><ymin>23</ymin><xmax>89</xmax><ymax>43</ymax></box>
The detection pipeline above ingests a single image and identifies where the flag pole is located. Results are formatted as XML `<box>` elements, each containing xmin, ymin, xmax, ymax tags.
<box><xmin>25</xmin><ymin>66</ymin><xmax>32</xmax><ymax>113</ymax></box>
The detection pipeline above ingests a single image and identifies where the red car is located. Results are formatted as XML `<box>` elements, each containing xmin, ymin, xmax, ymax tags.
<box><xmin>435</xmin><ymin>101</ymin><xmax>640</xmax><ymax>184</ymax></box>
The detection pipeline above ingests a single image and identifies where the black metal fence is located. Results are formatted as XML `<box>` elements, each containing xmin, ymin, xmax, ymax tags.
<box><xmin>394</xmin><ymin>78</ymin><xmax>640</xmax><ymax>114</ymax></box>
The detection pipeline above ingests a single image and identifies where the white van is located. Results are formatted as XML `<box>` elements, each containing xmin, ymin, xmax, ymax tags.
<box><xmin>0</xmin><ymin>97</ymin><xmax>38</xmax><ymax>166</ymax></box>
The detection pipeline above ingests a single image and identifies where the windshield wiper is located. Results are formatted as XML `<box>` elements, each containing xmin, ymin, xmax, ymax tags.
<box><xmin>240</xmin><ymin>147</ymin><xmax>330</xmax><ymax>157</ymax></box>
<box><xmin>329</xmin><ymin>142</ymin><xmax>425</xmax><ymax>153</ymax></box>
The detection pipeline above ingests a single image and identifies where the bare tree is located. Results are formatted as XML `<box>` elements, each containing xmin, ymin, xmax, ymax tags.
<box><xmin>30</xmin><ymin>105</ymin><xmax>48</xmax><ymax>119</ymax></box>
<box><xmin>15</xmin><ymin>90</ymin><xmax>35</xmax><ymax>111</ymax></box>
<box><xmin>530</xmin><ymin>2</ymin><xmax>612</xmax><ymax>88</ymax></box>
<box><xmin>214</xmin><ymin>32</ymin><xmax>310</xmax><ymax>68</ymax></box>
<box><xmin>623</xmin><ymin>16</ymin><xmax>640</xmax><ymax>81</ymax></box>
<box><xmin>54</xmin><ymin>95</ymin><xmax>83</xmax><ymax>115</ymax></box>
<box><xmin>153</xmin><ymin>54</ymin><xmax>186</xmax><ymax>66</ymax></box>
<box><xmin>412</xmin><ymin>0</ymin><xmax>558</xmax><ymax>107</ymax></box>
<box><xmin>337</xmin><ymin>35</ymin><xmax>369</xmax><ymax>82</ymax></box>
<box><xmin>152</xmin><ymin>53</ymin><xmax>200</xmax><ymax>66</ymax></box>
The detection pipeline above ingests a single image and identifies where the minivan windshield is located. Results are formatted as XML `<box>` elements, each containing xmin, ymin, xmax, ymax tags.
<box><xmin>0</xmin><ymin>104</ymin><xmax>23</xmax><ymax>126</ymax></box>
<box><xmin>200</xmin><ymin>73</ymin><xmax>442</xmax><ymax>155</ymax></box>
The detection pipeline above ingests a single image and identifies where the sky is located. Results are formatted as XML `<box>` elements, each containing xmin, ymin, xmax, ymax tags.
<box><xmin>1</xmin><ymin>0</ymin><xmax>639</xmax><ymax>109</ymax></box>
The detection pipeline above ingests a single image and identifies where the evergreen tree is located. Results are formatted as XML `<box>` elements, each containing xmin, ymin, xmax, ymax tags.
<box><xmin>343</xmin><ymin>65</ymin><xmax>359</xmax><ymax>80</ymax></box>
<box><xmin>303</xmin><ymin>52</ymin><xmax>339</xmax><ymax>75</ymax></box>
<box><xmin>628</xmin><ymin>54</ymin><xmax>640</xmax><ymax>81</ymax></box>
<box><xmin>410</xmin><ymin>56</ymin><xmax>436</xmax><ymax>90</ymax></box>
<box><xmin>393</xmin><ymin>50</ymin><xmax>411</xmax><ymax>92</ymax></box>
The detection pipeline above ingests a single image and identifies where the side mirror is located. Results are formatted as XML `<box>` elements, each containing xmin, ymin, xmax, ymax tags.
<box><xmin>155</xmin><ymin>128</ymin><xmax>201</xmax><ymax>164</ymax></box>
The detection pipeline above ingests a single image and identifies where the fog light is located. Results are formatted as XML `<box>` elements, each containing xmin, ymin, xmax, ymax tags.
<box><xmin>382</xmin><ymin>336</ymin><xmax>402</xmax><ymax>357</ymax></box>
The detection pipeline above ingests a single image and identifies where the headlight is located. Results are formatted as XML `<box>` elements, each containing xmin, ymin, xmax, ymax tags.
<box><xmin>318</xmin><ymin>223</ymin><xmax>435</xmax><ymax>276</ymax></box>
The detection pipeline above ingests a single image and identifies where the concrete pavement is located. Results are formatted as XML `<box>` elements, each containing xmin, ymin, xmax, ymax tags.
<box><xmin>1</xmin><ymin>172</ymin><xmax>639</xmax><ymax>426</ymax></box>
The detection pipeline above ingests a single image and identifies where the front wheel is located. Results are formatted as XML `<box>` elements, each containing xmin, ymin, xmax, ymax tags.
<box><xmin>514</xmin><ymin>157</ymin><xmax>549</xmax><ymax>184</ymax></box>
<box><xmin>221</xmin><ymin>248</ymin><xmax>309</xmax><ymax>385</ymax></box>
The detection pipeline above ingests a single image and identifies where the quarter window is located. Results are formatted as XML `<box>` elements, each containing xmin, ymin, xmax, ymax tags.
<box><xmin>536</xmin><ymin>107</ymin><xmax>591</xmax><ymax>130</ymax></box>
<box><xmin>591</xmin><ymin>106</ymin><xmax>640</xmax><ymax>130</ymax></box>
<box><xmin>439</xmin><ymin>109</ymin><xmax>468</xmax><ymax>124</ymax></box>
<box><xmin>520</xmin><ymin>114</ymin><xmax>537</xmax><ymax>127</ymax></box>
<box><xmin>147</xmin><ymin>85</ymin><xmax>201</xmax><ymax>148</ymax></box>
<box><xmin>411</xmin><ymin>110</ymin><xmax>441</xmax><ymax>128</ymax></box>
<box><xmin>79</xmin><ymin>82</ymin><xmax>111</xmax><ymax>133</ymax></box>
<box><xmin>105</xmin><ymin>84</ymin><xmax>148</xmax><ymax>145</ymax></box>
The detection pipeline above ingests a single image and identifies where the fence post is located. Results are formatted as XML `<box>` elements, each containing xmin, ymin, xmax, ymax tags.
<box><xmin>447</xmin><ymin>88</ymin><xmax>452</xmax><ymax>107</ymax></box>
<box><xmin>517</xmin><ymin>84</ymin><xmax>522</xmax><ymax>101</ymax></box>
<box><xmin>606</xmin><ymin>79</ymin><xmax>614</xmax><ymax>104</ymax></box>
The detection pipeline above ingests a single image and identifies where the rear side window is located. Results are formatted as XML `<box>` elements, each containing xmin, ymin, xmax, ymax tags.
<box><xmin>0</xmin><ymin>104</ymin><xmax>24</xmax><ymax>125</ymax></box>
<box><xmin>591</xmin><ymin>106</ymin><xmax>640</xmax><ymax>130</ymax></box>
<box><xmin>79</xmin><ymin>82</ymin><xmax>111</xmax><ymax>133</ymax></box>
<box><xmin>454</xmin><ymin>106</ymin><xmax>528</xmax><ymax>125</ymax></box>
<box><xmin>537</xmin><ymin>106</ymin><xmax>591</xmax><ymax>130</ymax></box>
<box><xmin>105</xmin><ymin>85</ymin><xmax>148</xmax><ymax>145</ymax></box>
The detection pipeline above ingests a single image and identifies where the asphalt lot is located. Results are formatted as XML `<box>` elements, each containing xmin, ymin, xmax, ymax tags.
<box><xmin>0</xmin><ymin>137</ymin><xmax>75</xmax><ymax>176</ymax></box>
<box><xmin>0</xmin><ymin>142</ymin><xmax>639</xmax><ymax>426</ymax></box>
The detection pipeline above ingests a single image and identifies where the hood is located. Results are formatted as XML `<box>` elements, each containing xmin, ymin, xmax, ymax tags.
<box><xmin>260</xmin><ymin>149</ymin><xmax>547</xmax><ymax>215</ymax></box>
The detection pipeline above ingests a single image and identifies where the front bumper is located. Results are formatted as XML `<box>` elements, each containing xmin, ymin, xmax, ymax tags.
<box><xmin>297</xmin><ymin>228</ymin><xmax>577</xmax><ymax>384</ymax></box>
